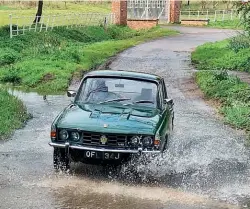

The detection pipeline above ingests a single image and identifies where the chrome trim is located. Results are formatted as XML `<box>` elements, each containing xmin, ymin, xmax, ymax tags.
<box><xmin>48</xmin><ymin>142</ymin><xmax>161</xmax><ymax>154</ymax></box>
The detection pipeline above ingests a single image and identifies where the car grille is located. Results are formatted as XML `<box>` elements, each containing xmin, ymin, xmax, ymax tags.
<box><xmin>82</xmin><ymin>132</ymin><xmax>127</xmax><ymax>147</ymax></box>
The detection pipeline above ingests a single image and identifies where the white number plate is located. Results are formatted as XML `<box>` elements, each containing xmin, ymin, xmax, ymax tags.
<box><xmin>84</xmin><ymin>151</ymin><xmax>120</xmax><ymax>160</ymax></box>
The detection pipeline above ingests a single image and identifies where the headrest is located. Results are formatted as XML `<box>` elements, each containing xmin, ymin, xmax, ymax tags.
<box><xmin>141</xmin><ymin>88</ymin><xmax>152</xmax><ymax>100</ymax></box>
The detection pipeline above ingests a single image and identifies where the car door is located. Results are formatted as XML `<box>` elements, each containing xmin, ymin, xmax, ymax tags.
<box><xmin>162</xmin><ymin>79</ymin><xmax>174</xmax><ymax>129</ymax></box>
<box><xmin>158</xmin><ymin>79</ymin><xmax>172</xmax><ymax>151</ymax></box>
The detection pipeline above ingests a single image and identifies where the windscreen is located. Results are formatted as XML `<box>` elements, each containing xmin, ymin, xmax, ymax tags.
<box><xmin>76</xmin><ymin>77</ymin><xmax>158</xmax><ymax>108</ymax></box>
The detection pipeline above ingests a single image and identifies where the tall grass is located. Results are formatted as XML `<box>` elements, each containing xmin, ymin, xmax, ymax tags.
<box><xmin>0</xmin><ymin>88</ymin><xmax>30</xmax><ymax>140</ymax></box>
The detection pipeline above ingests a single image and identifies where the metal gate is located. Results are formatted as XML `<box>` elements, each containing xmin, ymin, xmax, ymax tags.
<box><xmin>127</xmin><ymin>0</ymin><xmax>169</xmax><ymax>21</ymax></box>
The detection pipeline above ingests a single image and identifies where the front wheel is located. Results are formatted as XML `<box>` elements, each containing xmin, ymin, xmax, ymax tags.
<box><xmin>53</xmin><ymin>148</ymin><xmax>70</xmax><ymax>171</ymax></box>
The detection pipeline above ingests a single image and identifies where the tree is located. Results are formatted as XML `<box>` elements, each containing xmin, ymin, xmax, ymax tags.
<box><xmin>201</xmin><ymin>0</ymin><xmax>208</xmax><ymax>9</ymax></box>
<box><xmin>236</xmin><ymin>1</ymin><xmax>250</xmax><ymax>33</ymax></box>
<box><xmin>33</xmin><ymin>0</ymin><xmax>43</xmax><ymax>23</ymax></box>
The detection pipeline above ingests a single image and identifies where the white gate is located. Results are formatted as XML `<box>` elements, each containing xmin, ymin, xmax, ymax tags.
<box><xmin>127</xmin><ymin>0</ymin><xmax>170</xmax><ymax>21</ymax></box>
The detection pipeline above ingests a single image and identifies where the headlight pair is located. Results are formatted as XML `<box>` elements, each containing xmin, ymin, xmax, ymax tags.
<box><xmin>59</xmin><ymin>130</ymin><xmax>80</xmax><ymax>141</ymax></box>
<box><xmin>130</xmin><ymin>136</ymin><xmax>153</xmax><ymax>147</ymax></box>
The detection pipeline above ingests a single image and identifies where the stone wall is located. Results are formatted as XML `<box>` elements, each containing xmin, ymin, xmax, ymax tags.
<box><xmin>127</xmin><ymin>19</ymin><xmax>159</xmax><ymax>30</ymax></box>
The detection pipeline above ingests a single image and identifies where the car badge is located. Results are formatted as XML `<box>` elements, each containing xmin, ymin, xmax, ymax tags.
<box><xmin>100</xmin><ymin>135</ymin><xmax>108</xmax><ymax>145</ymax></box>
<box><xmin>103</xmin><ymin>124</ymin><xmax>108</xmax><ymax>128</ymax></box>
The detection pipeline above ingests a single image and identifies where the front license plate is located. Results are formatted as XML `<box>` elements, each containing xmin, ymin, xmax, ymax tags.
<box><xmin>84</xmin><ymin>150</ymin><xmax>120</xmax><ymax>160</ymax></box>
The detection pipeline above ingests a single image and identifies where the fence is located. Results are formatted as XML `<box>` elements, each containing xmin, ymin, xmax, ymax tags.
<box><xmin>180</xmin><ymin>10</ymin><xmax>241</xmax><ymax>22</ymax></box>
<box><xmin>9</xmin><ymin>13</ymin><xmax>115</xmax><ymax>38</ymax></box>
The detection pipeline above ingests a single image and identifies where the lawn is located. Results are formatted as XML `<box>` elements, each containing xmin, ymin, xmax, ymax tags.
<box><xmin>0</xmin><ymin>1</ymin><xmax>111</xmax><ymax>26</ymax></box>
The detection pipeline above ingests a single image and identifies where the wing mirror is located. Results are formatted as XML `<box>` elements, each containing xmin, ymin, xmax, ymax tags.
<box><xmin>164</xmin><ymin>98</ymin><xmax>174</xmax><ymax>106</ymax></box>
<box><xmin>67</xmin><ymin>90</ymin><xmax>76</xmax><ymax>97</ymax></box>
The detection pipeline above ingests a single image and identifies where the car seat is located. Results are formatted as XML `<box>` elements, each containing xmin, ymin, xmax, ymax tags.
<box><xmin>136</xmin><ymin>88</ymin><xmax>153</xmax><ymax>101</ymax></box>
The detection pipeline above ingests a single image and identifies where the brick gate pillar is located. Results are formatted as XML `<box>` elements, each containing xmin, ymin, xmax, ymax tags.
<box><xmin>169</xmin><ymin>0</ymin><xmax>181</xmax><ymax>23</ymax></box>
<box><xmin>111</xmin><ymin>0</ymin><xmax>127</xmax><ymax>25</ymax></box>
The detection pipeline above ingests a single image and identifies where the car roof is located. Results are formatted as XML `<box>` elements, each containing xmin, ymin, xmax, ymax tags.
<box><xmin>84</xmin><ymin>70</ymin><xmax>161</xmax><ymax>83</ymax></box>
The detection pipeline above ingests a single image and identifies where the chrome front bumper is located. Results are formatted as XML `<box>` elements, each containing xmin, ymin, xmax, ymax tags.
<box><xmin>48</xmin><ymin>142</ymin><xmax>161</xmax><ymax>154</ymax></box>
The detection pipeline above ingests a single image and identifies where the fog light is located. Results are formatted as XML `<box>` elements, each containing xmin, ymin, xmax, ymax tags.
<box><xmin>59</xmin><ymin>130</ymin><xmax>68</xmax><ymax>140</ymax></box>
<box><xmin>71</xmin><ymin>132</ymin><xmax>80</xmax><ymax>141</ymax></box>
<box><xmin>142</xmin><ymin>136</ymin><xmax>153</xmax><ymax>146</ymax></box>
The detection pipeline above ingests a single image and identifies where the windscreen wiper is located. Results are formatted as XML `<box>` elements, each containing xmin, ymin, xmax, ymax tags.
<box><xmin>86</xmin><ymin>87</ymin><xmax>107</xmax><ymax>98</ymax></box>
<box><xmin>99</xmin><ymin>98</ymin><xmax>131</xmax><ymax>104</ymax></box>
<box><xmin>133</xmin><ymin>100</ymin><xmax>154</xmax><ymax>104</ymax></box>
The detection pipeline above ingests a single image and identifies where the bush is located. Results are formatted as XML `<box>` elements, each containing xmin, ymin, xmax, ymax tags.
<box><xmin>228</xmin><ymin>33</ymin><xmax>250</xmax><ymax>53</ymax></box>
<box><xmin>0</xmin><ymin>66</ymin><xmax>21</xmax><ymax>83</ymax></box>
<box><xmin>0</xmin><ymin>47</ymin><xmax>20</xmax><ymax>65</ymax></box>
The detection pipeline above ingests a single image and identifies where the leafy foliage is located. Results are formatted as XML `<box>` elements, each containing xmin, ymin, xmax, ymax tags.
<box><xmin>228</xmin><ymin>33</ymin><xmax>250</xmax><ymax>53</ymax></box>
<box><xmin>0</xmin><ymin>47</ymin><xmax>20</xmax><ymax>65</ymax></box>
<box><xmin>236</xmin><ymin>2</ymin><xmax>250</xmax><ymax>33</ymax></box>
<box><xmin>196</xmin><ymin>70</ymin><xmax>250</xmax><ymax>131</ymax></box>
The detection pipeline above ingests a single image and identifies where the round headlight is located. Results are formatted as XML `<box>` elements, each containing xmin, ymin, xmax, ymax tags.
<box><xmin>131</xmin><ymin>136</ymin><xmax>139</xmax><ymax>145</ymax></box>
<box><xmin>59</xmin><ymin>130</ymin><xmax>68</xmax><ymax>140</ymax></box>
<box><xmin>71</xmin><ymin>132</ymin><xmax>80</xmax><ymax>141</ymax></box>
<box><xmin>142</xmin><ymin>136</ymin><xmax>153</xmax><ymax>147</ymax></box>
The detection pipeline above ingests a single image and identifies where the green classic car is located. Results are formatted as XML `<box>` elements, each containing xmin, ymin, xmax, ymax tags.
<box><xmin>49</xmin><ymin>70</ymin><xmax>174</xmax><ymax>170</ymax></box>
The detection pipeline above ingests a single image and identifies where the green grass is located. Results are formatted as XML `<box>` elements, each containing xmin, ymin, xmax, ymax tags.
<box><xmin>0</xmin><ymin>2</ymin><xmax>111</xmax><ymax>26</ymax></box>
<box><xmin>192</xmin><ymin>38</ymin><xmax>250</xmax><ymax>73</ymax></box>
<box><xmin>0</xmin><ymin>25</ymin><xmax>177</xmax><ymax>94</ymax></box>
<box><xmin>196</xmin><ymin>71</ymin><xmax>250</xmax><ymax>132</ymax></box>
<box><xmin>0</xmin><ymin>88</ymin><xmax>30</xmax><ymax>140</ymax></box>
<box><xmin>207</xmin><ymin>19</ymin><xmax>243</xmax><ymax>29</ymax></box>
<box><xmin>182</xmin><ymin>1</ymin><xmax>235</xmax><ymax>11</ymax></box>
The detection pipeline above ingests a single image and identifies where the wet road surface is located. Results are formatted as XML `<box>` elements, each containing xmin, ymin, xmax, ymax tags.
<box><xmin>0</xmin><ymin>26</ymin><xmax>249</xmax><ymax>209</ymax></box>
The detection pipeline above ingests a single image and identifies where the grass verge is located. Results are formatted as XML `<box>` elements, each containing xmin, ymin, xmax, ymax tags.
<box><xmin>192</xmin><ymin>38</ymin><xmax>250</xmax><ymax>73</ymax></box>
<box><xmin>0</xmin><ymin>88</ymin><xmax>30</xmax><ymax>140</ymax></box>
<box><xmin>196</xmin><ymin>71</ymin><xmax>250</xmax><ymax>133</ymax></box>
<box><xmin>193</xmin><ymin>37</ymin><xmax>250</xmax><ymax>139</ymax></box>
<box><xmin>206</xmin><ymin>19</ymin><xmax>243</xmax><ymax>29</ymax></box>
<box><xmin>0</xmin><ymin>25</ymin><xmax>177</xmax><ymax>94</ymax></box>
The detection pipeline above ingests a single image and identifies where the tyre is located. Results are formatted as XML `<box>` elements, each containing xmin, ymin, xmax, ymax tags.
<box><xmin>53</xmin><ymin>148</ymin><xmax>70</xmax><ymax>171</ymax></box>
